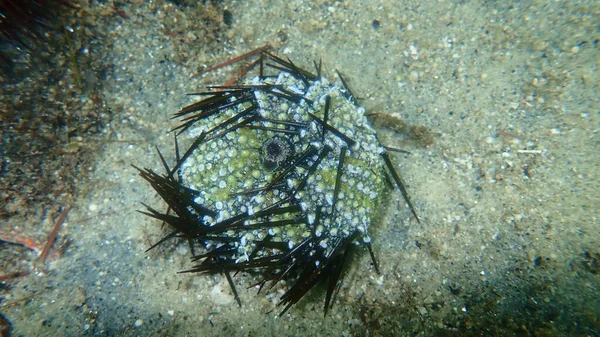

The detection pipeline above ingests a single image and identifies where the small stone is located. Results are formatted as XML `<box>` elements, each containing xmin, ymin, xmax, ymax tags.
<box><xmin>409</xmin><ymin>70</ymin><xmax>419</xmax><ymax>82</ymax></box>
<box><xmin>176</xmin><ymin>244</ymin><xmax>189</xmax><ymax>256</ymax></box>
<box><xmin>134</xmin><ymin>319</ymin><xmax>143</xmax><ymax>328</ymax></box>
<box><xmin>570</xmin><ymin>45</ymin><xmax>579</xmax><ymax>53</ymax></box>
<box><xmin>210</xmin><ymin>284</ymin><xmax>234</xmax><ymax>305</ymax></box>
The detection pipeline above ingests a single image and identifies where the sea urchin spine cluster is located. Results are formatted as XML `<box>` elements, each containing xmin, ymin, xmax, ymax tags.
<box><xmin>0</xmin><ymin>0</ymin><xmax>76</xmax><ymax>68</ymax></box>
<box><xmin>135</xmin><ymin>48</ymin><xmax>419</xmax><ymax>315</ymax></box>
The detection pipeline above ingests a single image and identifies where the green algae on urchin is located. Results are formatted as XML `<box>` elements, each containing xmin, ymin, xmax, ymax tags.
<box><xmin>135</xmin><ymin>49</ymin><xmax>419</xmax><ymax>315</ymax></box>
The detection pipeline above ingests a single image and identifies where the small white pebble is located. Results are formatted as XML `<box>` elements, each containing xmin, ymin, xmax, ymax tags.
<box><xmin>176</xmin><ymin>244</ymin><xmax>189</xmax><ymax>256</ymax></box>
<box><xmin>570</xmin><ymin>45</ymin><xmax>579</xmax><ymax>53</ymax></box>
<box><xmin>134</xmin><ymin>319</ymin><xmax>143</xmax><ymax>328</ymax></box>
<box><xmin>88</xmin><ymin>204</ymin><xmax>98</xmax><ymax>212</ymax></box>
<box><xmin>167</xmin><ymin>310</ymin><xmax>174</xmax><ymax>316</ymax></box>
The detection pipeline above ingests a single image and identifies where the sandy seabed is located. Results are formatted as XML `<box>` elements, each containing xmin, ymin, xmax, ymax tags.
<box><xmin>1</xmin><ymin>0</ymin><xmax>598</xmax><ymax>336</ymax></box>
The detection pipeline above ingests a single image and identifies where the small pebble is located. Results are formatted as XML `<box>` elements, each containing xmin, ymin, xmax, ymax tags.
<box><xmin>223</xmin><ymin>9</ymin><xmax>233</xmax><ymax>26</ymax></box>
<box><xmin>176</xmin><ymin>244</ymin><xmax>189</xmax><ymax>256</ymax></box>
<box><xmin>372</xmin><ymin>19</ymin><xmax>381</xmax><ymax>30</ymax></box>
<box><xmin>134</xmin><ymin>319</ymin><xmax>143</xmax><ymax>328</ymax></box>
<box><xmin>88</xmin><ymin>204</ymin><xmax>98</xmax><ymax>212</ymax></box>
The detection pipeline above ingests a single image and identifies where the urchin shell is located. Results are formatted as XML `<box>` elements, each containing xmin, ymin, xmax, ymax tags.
<box><xmin>180</xmin><ymin>71</ymin><xmax>386</xmax><ymax>259</ymax></box>
<box><xmin>136</xmin><ymin>50</ymin><xmax>418</xmax><ymax>315</ymax></box>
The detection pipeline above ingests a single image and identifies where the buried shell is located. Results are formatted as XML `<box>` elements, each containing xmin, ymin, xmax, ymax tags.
<box><xmin>135</xmin><ymin>49</ymin><xmax>420</xmax><ymax>315</ymax></box>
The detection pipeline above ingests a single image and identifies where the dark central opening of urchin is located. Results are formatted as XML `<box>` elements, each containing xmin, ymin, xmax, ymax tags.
<box><xmin>261</xmin><ymin>136</ymin><xmax>293</xmax><ymax>170</ymax></box>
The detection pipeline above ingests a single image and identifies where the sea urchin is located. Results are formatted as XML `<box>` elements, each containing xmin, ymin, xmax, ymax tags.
<box><xmin>135</xmin><ymin>48</ymin><xmax>419</xmax><ymax>316</ymax></box>
<box><xmin>0</xmin><ymin>0</ymin><xmax>77</xmax><ymax>70</ymax></box>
